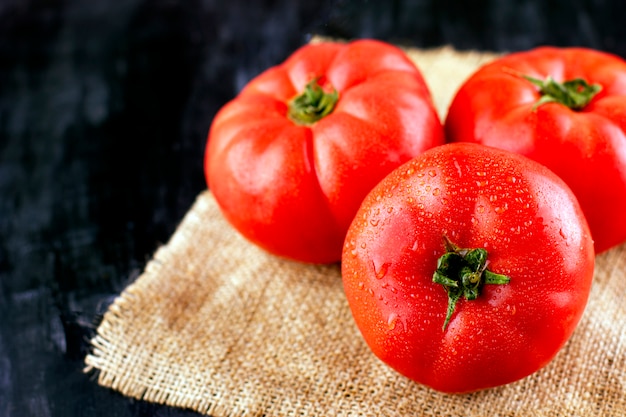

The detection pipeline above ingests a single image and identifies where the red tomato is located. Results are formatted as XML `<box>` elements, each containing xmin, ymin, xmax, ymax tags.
<box><xmin>445</xmin><ymin>46</ymin><xmax>626</xmax><ymax>253</ymax></box>
<box><xmin>205</xmin><ymin>39</ymin><xmax>444</xmax><ymax>263</ymax></box>
<box><xmin>342</xmin><ymin>143</ymin><xmax>594</xmax><ymax>393</ymax></box>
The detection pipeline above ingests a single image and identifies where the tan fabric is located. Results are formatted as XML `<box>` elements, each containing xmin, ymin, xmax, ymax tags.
<box><xmin>84</xmin><ymin>44</ymin><xmax>626</xmax><ymax>416</ymax></box>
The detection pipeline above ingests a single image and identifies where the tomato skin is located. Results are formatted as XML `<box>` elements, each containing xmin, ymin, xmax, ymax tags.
<box><xmin>445</xmin><ymin>46</ymin><xmax>626</xmax><ymax>253</ymax></box>
<box><xmin>342</xmin><ymin>143</ymin><xmax>594</xmax><ymax>393</ymax></box>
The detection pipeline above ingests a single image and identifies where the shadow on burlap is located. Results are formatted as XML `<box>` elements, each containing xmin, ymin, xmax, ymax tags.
<box><xmin>85</xmin><ymin>44</ymin><xmax>626</xmax><ymax>417</ymax></box>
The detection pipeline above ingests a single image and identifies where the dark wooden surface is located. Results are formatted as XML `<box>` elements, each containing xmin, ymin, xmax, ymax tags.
<box><xmin>1</xmin><ymin>1</ymin><xmax>625</xmax><ymax>416</ymax></box>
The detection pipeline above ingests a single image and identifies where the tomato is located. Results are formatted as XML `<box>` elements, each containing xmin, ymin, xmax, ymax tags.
<box><xmin>342</xmin><ymin>143</ymin><xmax>594</xmax><ymax>393</ymax></box>
<box><xmin>205</xmin><ymin>39</ymin><xmax>444</xmax><ymax>263</ymax></box>
<box><xmin>445</xmin><ymin>46</ymin><xmax>626</xmax><ymax>254</ymax></box>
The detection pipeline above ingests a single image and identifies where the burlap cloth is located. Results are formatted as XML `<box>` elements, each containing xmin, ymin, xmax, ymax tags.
<box><xmin>84</xmin><ymin>43</ymin><xmax>626</xmax><ymax>416</ymax></box>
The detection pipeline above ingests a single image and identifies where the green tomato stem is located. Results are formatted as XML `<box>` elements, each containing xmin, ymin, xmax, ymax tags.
<box><xmin>288</xmin><ymin>79</ymin><xmax>339</xmax><ymax>126</ymax></box>
<box><xmin>432</xmin><ymin>236</ymin><xmax>510</xmax><ymax>331</ymax></box>
<box><xmin>523</xmin><ymin>74</ymin><xmax>602</xmax><ymax>111</ymax></box>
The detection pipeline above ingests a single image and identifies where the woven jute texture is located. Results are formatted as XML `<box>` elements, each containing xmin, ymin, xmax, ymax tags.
<box><xmin>84</xmin><ymin>44</ymin><xmax>626</xmax><ymax>416</ymax></box>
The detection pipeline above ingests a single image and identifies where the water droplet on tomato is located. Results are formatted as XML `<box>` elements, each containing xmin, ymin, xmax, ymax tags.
<box><xmin>374</xmin><ymin>261</ymin><xmax>390</xmax><ymax>279</ymax></box>
<box><xmin>387</xmin><ymin>313</ymin><xmax>398</xmax><ymax>330</ymax></box>
<box><xmin>432</xmin><ymin>187</ymin><xmax>440</xmax><ymax>196</ymax></box>
<box><xmin>428</xmin><ymin>169</ymin><xmax>437</xmax><ymax>177</ymax></box>
<box><xmin>559</xmin><ymin>228</ymin><xmax>567</xmax><ymax>239</ymax></box>
<box><xmin>370</xmin><ymin>218</ymin><xmax>379</xmax><ymax>227</ymax></box>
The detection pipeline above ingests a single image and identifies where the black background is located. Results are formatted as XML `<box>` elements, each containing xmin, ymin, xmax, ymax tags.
<box><xmin>1</xmin><ymin>1</ymin><xmax>625</xmax><ymax>416</ymax></box>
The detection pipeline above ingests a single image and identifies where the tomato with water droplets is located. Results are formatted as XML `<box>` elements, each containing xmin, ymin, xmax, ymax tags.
<box><xmin>342</xmin><ymin>143</ymin><xmax>595</xmax><ymax>393</ymax></box>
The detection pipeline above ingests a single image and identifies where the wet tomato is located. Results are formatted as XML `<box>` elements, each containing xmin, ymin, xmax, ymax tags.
<box><xmin>342</xmin><ymin>143</ymin><xmax>595</xmax><ymax>393</ymax></box>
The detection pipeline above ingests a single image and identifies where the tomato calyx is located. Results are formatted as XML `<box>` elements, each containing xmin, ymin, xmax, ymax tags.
<box><xmin>432</xmin><ymin>236</ymin><xmax>510</xmax><ymax>331</ymax></box>
<box><xmin>523</xmin><ymin>74</ymin><xmax>602</xmax><ymax>111</ymax></box>
<box><xmin>288</xmin><ymin>78</ymin><xmax>339</xmax><ymax>126</ymax></box>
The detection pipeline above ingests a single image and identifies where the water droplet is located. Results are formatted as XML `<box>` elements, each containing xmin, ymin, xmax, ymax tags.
<box><xmin>507</xmin><ymin>176</ymin><xmax>517</xmax><ymax>184</ymax></box>
<box><xmin>374</xmin><ymin>261</ymin><xmax>390</xmax><ymax>279</ymax></box>
<box><xmin>559</xmin><ymin>229</ymin><xmax>567</xmax><ymax>239</ymax></box>
<box><xmin>360</xmin><ymin>242</ymin><xmax>367</xmax><ymax>249</ymax></box>
<box><xmin>494</xmin><ymin>203</ymin><xmax>509</xmax><ymax>214</ymax></box>
<box><xmin>387</xmin><ymin>313</ymin><xmax>399</xmax><ymax>330</ymax></box>
<box><xmin>370</xmin><ymin>218</ymin><xmax>379</xmax><ymax>227</ymax></box>
<box><xmin>358</xmin><ymin>282</ymin><xmax>364</xmax><ymax>289</ymax></box>
<box><xmin>387</xmin><ymin>206</ymin><xmax>393</xmax><ymax>213</ymax></box>
<box><xmin>428</xmin><ymin>170</ymin><xmax>437</xmax><ymax>177</ymax></box>
<box><xmin>410</xmin><ymin>240</ymin><xmax>419</xmax><ymax>251</ymax></box>
<box><xmin>432</xmin><ymin>188</ymin><xmax>440</xmax><ymax>196</ymax></box>
<box><xmin>477</xmin><ymin>205</ymin><xmax>485</xmax><ymax>213</ymax></box>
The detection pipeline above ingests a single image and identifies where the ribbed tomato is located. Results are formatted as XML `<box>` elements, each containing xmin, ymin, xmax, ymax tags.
<box><xmin>445</xmin><ymin>46</ymin><xmax>626</xmax><ymax>253</ymax></box>
<box><xmin>205</xmin><ymin>39</ymin><xmax>444</xmax><ymax>263</ymax></box>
